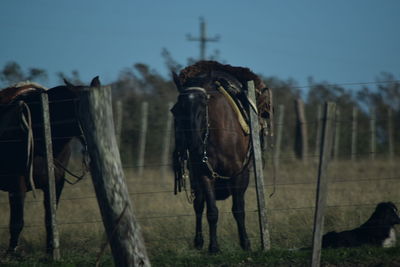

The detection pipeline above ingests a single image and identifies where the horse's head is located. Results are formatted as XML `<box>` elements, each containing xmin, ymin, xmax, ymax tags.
<box><xmin>172</xmin><ymin>72</ymin><xmax>210</xmax><ymax>157</ymax></box>
<box><xmin>62</xmin><ymin>76</ymin><xmax>100</xmax><ymax>94</ymax></box>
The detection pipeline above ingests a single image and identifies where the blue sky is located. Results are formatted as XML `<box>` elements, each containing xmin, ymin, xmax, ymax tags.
<box><xmin>0</xmin><ymin>0</ymin><xmax>399</xmax><ymax>91</ymax></box>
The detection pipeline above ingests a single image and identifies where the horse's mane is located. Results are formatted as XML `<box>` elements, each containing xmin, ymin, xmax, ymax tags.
<box><xmin>0</xmin><ymin>81</ymin><xmax>47</xmax><ymax>105</ymax></box>
<box><xmin>178</xmin><ymin>61</ymin><xmax>266</xmax><ymax>90</ymax></box>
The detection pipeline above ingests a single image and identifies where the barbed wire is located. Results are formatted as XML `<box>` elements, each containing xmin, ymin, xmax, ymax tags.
<box><xmin>1</xmin><ymin>86</ymin><xmax>400</xmax><ymax>246</ymax></box>
<box><xmin>0</xmin><ymin>173</ymin><xmax>399</xmax><ymax>207</ymax></box>
<box><xmin>0</xmin><ymin>101</ymin><xmax>396</xmax><ymax>142</ymax></box>
<box><xmin>290</xmin><ymin>80</ymin><xmax>400</xmax><ymax>90</ymax></box>
<box><xmin>0</xmin><ymin>146</ymin><xmax>396</xmax><ymax>178</ymax></box>
<box><xmin>167</xmin><ymin>80</ymin><xmax>400</xmax><ymax>97</ymax></box>
<box><xmin>0</xmin><ymin>201</ymin><xmax>399</xmax><ymax>232</ymax></box>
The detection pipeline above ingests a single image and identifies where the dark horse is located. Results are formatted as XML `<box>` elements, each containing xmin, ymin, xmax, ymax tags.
<box><xmin>0</xmin><ymin>77</ymin><xmax>99</xmax><ymax>254</ymax></box>
<box><xmin>172</xmin><ymin>61</ymin><xmax>271</xmax><ymax>253</ymax></box>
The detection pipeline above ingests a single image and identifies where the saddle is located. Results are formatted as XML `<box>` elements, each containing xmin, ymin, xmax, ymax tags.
<box><xmin>178</xmin><ymin>61</ymin><xmax>273</xmax><ymax>137</ymax></box>
<box><xmin>215</xmin><ymin>74</ymin><xmax>273</xmax><ymax>138</ymax></box>
<box><xmin>0</xmin><ymin>81</ymin><xmax>47</xmax><ymax>195</ymax></box>
<box><xmin>0</xmin><ymin>81</ymin><xmax>47</xmax><ymax>105</ymax></box>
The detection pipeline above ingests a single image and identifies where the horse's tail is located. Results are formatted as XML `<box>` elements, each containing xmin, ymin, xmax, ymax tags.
<box><xmin>215</xmin><ymin>179</ymin><xmax>231</xmax><ymax>200</ymax></box>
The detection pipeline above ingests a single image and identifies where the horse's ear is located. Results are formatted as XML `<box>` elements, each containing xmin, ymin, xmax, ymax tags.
<box><xmin>172</xmin><ymin>71</ymin><xmax>183</xmax><ymax>92</ymax></box>
<box><xmin>90</xmin><ymin>76</ymin><xmax>101</xmax><ymax>87</ymax></box>
<box><xmin>64</xmin><ymin>78</ymin><xmax>74</xmax><ymax>88</ymax></box>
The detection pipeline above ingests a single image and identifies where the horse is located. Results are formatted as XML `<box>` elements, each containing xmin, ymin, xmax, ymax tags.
<box><xmin>0</xmin><ymin>77</ymin><xmax>99</xmax><ymax>255</ymax></box>
<box><xmin>171</xmin><ymin>61</ymin><xmax>272</xmax><ymax>253</ymax></box>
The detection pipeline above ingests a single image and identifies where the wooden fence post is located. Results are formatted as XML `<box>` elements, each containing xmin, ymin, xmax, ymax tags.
<box><xmin>161</xmin><ymin>102</ymin><xmax>174</xmax><ymax>181</ymax></box>
<box><xmin>311</xmin><ymin>102</ymin><xmax>336</xmax><ymax>267</ymax></box>
<box><xmin>137</xmin><ymin>102</ymin><xmax>148</xmax><ymax>177</ymax></box>
<box><xmin>114</xmin><ymin>100</ymin><xmax>123</xmax><ymax>147</ymax></box>
<box><xmin>388</xmin><ymin>108</ymin><xmax>394</xmax><ymax>161</ymax></box>
<box><xmin>40</xmin><ymin>93</ymin><xmax>60</xmax><ymax>260</ymax></box>
<box><xmin>315</xmin><ymin>105</ymin><xmax>322</xmax><ymax>159</ymax></box>
<box><xmin>333</xmin><ymin>108</ymin><xmax>340</xmax><ymax>160</ymax></box>
<box><xmin>351</xmin><ymin>107</ymin><xmax>358</xmax><ymax>161</ymax></box>
<box><xmin>295</xmin><ymin>99</ymin><xmax>308</xmax><ymax>162</ymax></box>
<box><xmin>77</xmin><ymin>85</ymin><xmax>150</xmax><ymax>267</ymax></box>
<box><xmin>273</xmin><ymin>104</ymin><xmax>284</xmax><ymax>168</ymax></box>
<box><xmin>247</xmin><ymin>80</ymin><xmax>271</xmax><ymax>251</ymax></box>
<box><xmin>370</xmin><ymin>108</ymin><xmax>376</xmax><ymax>160</ymax></box>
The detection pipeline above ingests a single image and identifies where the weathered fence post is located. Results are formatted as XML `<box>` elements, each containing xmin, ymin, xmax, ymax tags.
<box><xmin>295</xmin><ymin>99</ymin><xmax>308</xmax><ymax>162</ymax></box>
<box><xmin>311</xmin><ymin>102</ymin><xmax>336</xmax><ymax>267</ymax></box>
<box><xmin>137</xmin><ymin>102</ymin><xmax>148</xmax><ymax>177</ymax></box>
<box><xmin>161</xmin><ymin>102</ymin><xmax>174</xmax><ymax>181</ymax></box>
<box><xmin>351</xmin><ymin>107</ymin><xmax>358</xmax><ymax>161</ymax></box>
<box><xmin>370</xmin><ymin>107</ymin><xmax>376</xmax><ymax>160</ymax></box>
<box><xmin>114</xmin><ymin>100</ymin><xmax>123</xmax><ymax>147</ymax></box>
<box><xmin>273</xmin><ymin>104</ymin><xmax>284</xmax><ymax>168</ymax></box>
<box><xmin>77</xmin><ymin>85</ymin><xmax>150</xmax><ymax>267</ymax></box>
<box><xmin>40</xmin><ymin>93</ymin><xmax>60</xmax><ymax>260</ymax></box>
<box><xmin>388</xmin><ymin>108</ymin><xmax>394</xmax><ymax>161</ymax></box>
<box><xmin>333</xmin><ymin>108</ymin><xmax>340</xmax><ymax>160</ymax></box>
<box><xmin>247</xmin><ymin>80</ymin><xmax>271</xmax><ymax>251</ymax></box>
<box><xmin>314</xmin><ymin>105</ymin><xmax>322</xmax><ymax>160</ymax></box>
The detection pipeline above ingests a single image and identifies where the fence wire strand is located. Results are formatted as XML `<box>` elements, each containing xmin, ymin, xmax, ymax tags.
<box><xmin>1</xmin><ymin>89</ymin><xmax>400</xmax><ymax>251</ymax></box>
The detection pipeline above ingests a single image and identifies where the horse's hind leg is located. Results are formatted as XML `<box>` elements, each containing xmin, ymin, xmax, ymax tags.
<box><xmin>7</xmin><ymin>189</ymin><xmax>26</xmax><ymax>254</ymax></box>
<box><xmin>193</xmin><ymin>190</ymin><xmax>205</xmax><ymax>249</ymax></box>
<box><xmin>232</xmin><ymin>174</ymin><xmax>251</xmax><ymax>250</ymax></box>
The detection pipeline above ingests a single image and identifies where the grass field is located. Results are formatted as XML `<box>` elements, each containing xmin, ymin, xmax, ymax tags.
<box><xmin>0</xmin><ymin>157</ymin><xmax>399</xmax><ymax>266</ymax></box>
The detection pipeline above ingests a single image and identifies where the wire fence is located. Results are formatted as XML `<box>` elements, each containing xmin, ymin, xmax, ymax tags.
<box><xmin>0</xmin><ymin>164</ymin><xmax>398</xmax><ymax>248</ymax></box>
<box><xmin>0</xmin><ymin>90</ymin><xmax>399</xmax><ymax>252</ymax></box>
<box><xmin>1</xmin><ymin>173</ymin><xmax>399</xmax><ymax>204</ymax></box>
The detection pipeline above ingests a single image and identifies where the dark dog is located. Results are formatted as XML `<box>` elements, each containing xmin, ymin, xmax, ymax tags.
<box><xmin>322</xmin><ymin>202</ymin><xmax>400</xmax><ymax>248</ymax></box>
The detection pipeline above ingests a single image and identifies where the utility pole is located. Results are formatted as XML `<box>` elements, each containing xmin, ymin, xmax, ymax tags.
<box><xmin>187</xmin><ymin>17</ymin><xmax>220</xmax><ymax>60</ymax></box>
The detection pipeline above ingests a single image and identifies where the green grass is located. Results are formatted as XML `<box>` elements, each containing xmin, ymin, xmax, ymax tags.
<box><xmin>1</xmin><ymin>158</ymin><xmax>400</xmax><ymax>266</ymax></box>
<box><xmin>2</xmin><ymin>245</ymin><xmax>400</xmax><ymax>266</ymax></box>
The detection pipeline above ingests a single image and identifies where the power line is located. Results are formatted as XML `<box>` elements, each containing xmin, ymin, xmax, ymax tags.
<box><xmin>292</xmin><ymin>80</ymin><xmax>400</xmax><ymax>90</ymax></box>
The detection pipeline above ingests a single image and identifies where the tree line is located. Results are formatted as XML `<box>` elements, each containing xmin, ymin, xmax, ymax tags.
<box><xmin>1</xmin><ymin>60</ymin><xmax>399</xmax><ymax>165</ymax></box>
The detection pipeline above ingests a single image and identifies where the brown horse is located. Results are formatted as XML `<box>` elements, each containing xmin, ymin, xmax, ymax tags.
<box><xmin>171</xmin><ymin>61</ymin><xmax>271</xmax><ymax>253</ymax></box>
<box><xmin>0</xmin><ymin>77</ymin><xmax>99</xmax><ymax>254</ymax></box>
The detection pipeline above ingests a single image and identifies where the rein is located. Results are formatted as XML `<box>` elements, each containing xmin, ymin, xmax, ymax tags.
<box><xmin>53</xmin><ymin>153</ymin><xmax>88</xmax><ymax>185</ymax></box>
<box><xmin>55</xmin><ymin>96</ymin><xmax>91</xmax><ymax>186</ymax></box>
<box><xmin>200</xmin><ymin>97</ymin><xmax>230</xmax><ymax>180</ymax></box>
<box><xmin>54</xmin><ymin>128</ymin><xmax>90</xmax><ymax>185</ymax></box>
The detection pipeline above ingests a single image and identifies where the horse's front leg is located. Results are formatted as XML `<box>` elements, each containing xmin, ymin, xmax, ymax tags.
<box><xmin>43</xmin><ymin>177</ymin><xmax>64</xmax><ymax>254</ymax></box>
<box><xmin>202</xmin><ymin>175</ymin><xmax>219</xmax><ymax>253</ymax></box>
<box><xmin>231</xmin><ymin>177</ymin><xmax>251</xmax><ymax>250</ymax></box>
<box><xmin>193</xmin><ymin>190</ymin><xmax>205</xmax><ymax>249</ymax></box>
<box><xmin>7</xmin><ymin>187</ymin><xmax>26</xmax><ymax>254</ymax></box>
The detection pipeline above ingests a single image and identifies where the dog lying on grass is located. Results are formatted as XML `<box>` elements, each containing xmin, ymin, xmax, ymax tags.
<box><xmin>322</xmin><ymin>202</ymin><xmax>400</xmax><ymax>248</ymax></box>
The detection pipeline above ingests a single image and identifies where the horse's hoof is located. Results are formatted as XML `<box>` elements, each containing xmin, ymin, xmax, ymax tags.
<box><xmin>241</xmin><ymin>239</ymin><xmax>251</xmax><ymax>251</ymax></box>
<box><xmin>5</xmin><ymin>246</ymin><xmax>23</xmax><ymax>259</ymax></box>
<box><xmin>6</xmin><ymin>247</ymin><xmax>17</xmax><ymax>254</ymax></box>
<box><xmin>194</xmin><ymin>236</ymin><xmax>204</xmax><ymax>250</ymax></box>
<box><xmin>208</xmin><ymin>244</ymin><xmax>220</xmax><ymax>254</ymax></box>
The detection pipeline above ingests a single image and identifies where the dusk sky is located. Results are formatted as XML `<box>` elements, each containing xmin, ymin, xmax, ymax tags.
<box><xmin>1</xmin><ymin>0</ymin><xmax>399</xmax><ymax>92</ymax></box>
